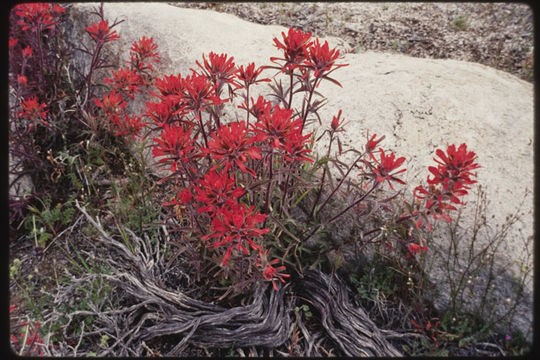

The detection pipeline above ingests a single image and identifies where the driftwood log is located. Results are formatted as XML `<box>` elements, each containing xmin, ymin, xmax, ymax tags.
<box><xmin>67</xmin><ymin>201</ymin><xmax>404</xmax><ymax>356</ymax></box>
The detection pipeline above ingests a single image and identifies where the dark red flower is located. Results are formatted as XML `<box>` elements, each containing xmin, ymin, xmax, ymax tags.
<box><xmin>196</xmin><ymin>52</ymin><xmax>237</xmax><ymax>91</ymax></box>
<box><xmin>195</xmin><ymin>170</ymin><xmax>245</xmax><ymax>214</ymax></box>
<box><xmin>235</xmin><ymin>62</ymin><xmax>270</xmax><ymax>89</ymax></box>
<box><xmin>253</xmin><ymin>104</ymin><xmax>302</xmax><ymax>150</ymax></box>
<box><xmin>239</xmin><ymin>95</ymin><xmax>273</xmax><ymax>121</ymax></box>
<box><xmin>104</xmin><ymin>68</ymin><xmax>142</xmax><ymax>98</ymax></box>
<box><xmin>14</xmin><ymin>3</ymin><xmax>64</xmax><ymax>31</ymax></box>
<box><xmin>22</xmin><ymin>46</ymin><xmax>32</xmax><ymax>58</ymax></box>
<box><xmin>94</xmin><ymin>90</ymin><xmax>127</xmax><ymax>115</ymax></box>
<box><xmin>206</xmin><ymin>121</ymin><xmax>262</xmax><ymax>177</ymax></box>
<box><xmin>271</xmin><ymin>27</ymin><xmax>313</xmax><ymax>72</ymax></box>
<box><xmin>202</xmin><ymin>203</ymin><xmax>269</xmax><ymax>266</ymax></box>
<box><xmin>152</xmin><ymin>125</ymin><xmax>198</xmax><ymax>172</ymax></box>
<box><xmin>282</xmin><ymin>130</ymin><xmax>313</xmax><ymax>163</ymax></box>
<box><xmin>85</xmin><ymin>20</ymin><xmax>120</xmax><ymax>43</ymax></box>
<box><xmin>256</xmin><ymin>249</ymin><xmax>290</xmax><ymax>291</ymax></box>
<box><xmin>110</xmin><ymin>114</ymin><xmax>147</xmax><ymax>140</ymax></box>
<box><xmin>18</xmin><ymin>96</ymin><xmax>48</xmax><ymax>122</ymax></box>
<box><xmin>407</xmin><ymin>243</ymin><xmax>428</xmax><ymax>258</ymax></box>
<box><xmin>177</xmin><ymin>73</ymin><xmax>226</xmax><ymax>113</ymax></box>
<box><xmin>17</xmin><ymin>75</ymin><xmax>28</xmax><ymax>86</ymax></box>
<box><xmin>365</xmin><ymin>133</ymin><xmax>385</xmax><ymax>153</ymax></box>
<box><xmin>9</xmin><ymin>38</ymin><xmax>18</xmax><ymax>48</ymax></box>
<box><xmin>369</xmin><ymin>148</ymin><xmax>406</xmax><ymax>190</ymax></box>
<box><xmin>330</xmin><ymin>109</ymin><xmax>346</xmax><ymax>132</ymax></box>
<box><xmin>130</xmin><ymin>36</ymin><xmax>160</xmax><ymax>72</ymax></box>
<box><xmin>304</xmin><ymin>39</ymin><xmax>348</xmax><ymax>78</ymax></box>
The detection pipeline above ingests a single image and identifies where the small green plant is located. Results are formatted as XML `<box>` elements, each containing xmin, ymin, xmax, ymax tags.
<box><xmin>452</xmin><ymin>15</ymin><xmax>468</xmax><ymax>31</ymax></box>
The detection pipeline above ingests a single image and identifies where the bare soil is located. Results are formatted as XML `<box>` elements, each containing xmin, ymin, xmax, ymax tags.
<box><xmin>171</xmin><ymin>2</ymin><xmax>534</xmax><ymax>82</ymax></box>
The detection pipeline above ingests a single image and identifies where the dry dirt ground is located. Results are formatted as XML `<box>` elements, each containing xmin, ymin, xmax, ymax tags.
<box><xmin>171</xmin><ymin>2</ymin><xmax>534</xmax><ymax>82</ymax></box>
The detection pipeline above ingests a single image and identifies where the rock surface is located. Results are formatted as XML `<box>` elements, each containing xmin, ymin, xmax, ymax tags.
<box><xmin>71</xmin><ymin>3</ymin><xmax>534</xmax><ymax>337</ymax></box>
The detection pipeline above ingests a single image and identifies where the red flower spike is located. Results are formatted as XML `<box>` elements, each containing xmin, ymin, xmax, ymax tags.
<box><xmin>253</xmin><ymin>104</ymin><xmax>302</xmax><ymax>151</ymax></box>
<box><xmin>407</xmin><ymin>243</ymin><xmax>428</xmax><ymax>258</ymax></box>
<box><xmin>195</xmin><ymin>170</ymin><xmax>245</xmax><ymax>214</ymax></box>
<box><xmin>206</xmin><ymin>121</ymin><xmax>262</xmax><ymax>177</ymax></box>
<box><xmin>371</xmin><ymin>148</ymin><xmax>406</xmax><ymax>190</ymax></box>
<box><xmin>144</xmin><ymin>99</ymin><xmax>178</xmax><ymax>127</ymax></box>
<box><xmin>177</xmin><ymin>73</ymin><xmax>226</xmax><ymax>113</ymax></box>
<box><xmin>196</xmin><ymin>52</ymin><xmax>237</xmax><ymax>90</ymax></box>
<box><xmin>202</xmin><ymin>203</ymin><xmax>269</xmax><ymax>266</ymax></box>
<box><xmin>235</xmin><ymin>62</ymin><xmax>271</xmax><ymax>89</ymax></box>
<box><xmin>130</xmin><ymin>36</ymin><xmax>160</xmax><ymax>71</ymax></box>
<box><xmin>94</xmin><ymin>90</ymin><xmax>127</xmax><ymax>115</ymax></box>
<box><xmin>331</xmin><ymin>109</ymin><xmax>346</xmax><ymax>131</ymax></box>
<box><xmin>22</xmin><ymin>46</ymin><xmax>32</xmax><ymax>58</ymax></box>
<box><xmin>239</xmin><ymin>95</ymin><xmax>273</xmax><ymax>121</ymax></box>
<box><xmin>111</xmin><ymin>114</ymin><xmax>147</xmax><ymax>141</ymax></box>
<box><xmin>17</xmin><ymin>75</ymin><xmax>28</xmax><ymax>86</ymax></box>
<box><xmin>85</xmin><ymin>20</ymin><xmax>120</xmax><ymax>43</ymax></box>
<box><xmin>153</xmin><ymin>74</ymin><xmax>184</xmax><ymax>98</ymax></box>
<box><xmin>366</xmin><ymin>133</ymin><xmax>385</xmax><ymax>153</ymax></box>
<box><xmin>271</xmin><ymin>27</ymin><xmax>313</xmax><ymax>72</ymax></box>
<box><xmin>152</xmin><ymin>125</ymin><xmax>198</xmax><ymax>171</ymax></box>
<box><xmin>304</xmin><ymin>39</ymin><xmax>348</xmax><ymax>78</ymax></box>
<box><xmin>15</xmin><ymin>3</ymin><xmax>64</xmax><ymax>31</ymax></box>
<box><xmin>282</xmin><ymin>130</ymin><xmax>313</xmax><ymax>164</ymax></box>
<box><xmin>18</xmin><ymin>96</ymin><xmax>48</xmax><ymax>122</ymax></box>
<box><xmin>104</xmin><ymin>68</ymin><xmax>142</xmax><ymax>98</ymax></box>
<box><xmin>9</xmin><ymin>38</ymin><xmax>18</xmax><ymax>48</ymax></box>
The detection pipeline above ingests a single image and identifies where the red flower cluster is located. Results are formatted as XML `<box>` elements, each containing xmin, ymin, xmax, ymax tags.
<box><xmin>18</xmin><ymin>96</ymin><xmax>48</xmax><ymax>124</ymax></box>
<box><xmin>195</xmin><ymin>170</ymin><xmax>245</xmax><ymax>214</ymax></box>
<box><xmin>85</xmin><ymin>20</ymin><xmax>120</xmax><ymax>43</ymax></box>
<box><xmin>414</xmin><ymin>143</ymin><xmax>480</xmax><ymax>228</ymax></box>
<box><xmin>235</xmin><ymin>62</ymin><xmax>271</xmax><ymax>89</ymax></box>
<box><xmin>152</xmin><ymin>125</ymin><xmax>198</xmax><ymax>171</ymax></box>
<box><xmin>304</xmin><ymin>39</ymin><xmax>348</xmax><ymax>78</ymax></box>
<box><xmin>196</xmin><ymin>52</ymin><xmax>237</xmax><ymax>92</ymax></box>
<box><xmin>202</xmin><ymin>203</ymin><xmax>269</xmax><ymax>266</ymax></box>
<box><xmin>272</xmin><ymin>27</ymin><xmax>313</xmax><ymax>72</ymax></box>
<box><xmin>206</xmin><ymin>121</ymin><xmax>262</xmax><ymax>177</ymax></box>
<box><xmin>9</xmin><ymin>306</ymin><xmax>46</xmax><ymax>356</ymax></box>
<box><xmin>104</xmin><ymin>68</ymin><xmax>142</xmax><ymax>99</ymax></box>
<box><xmin>14</xmin><ymin>3</ymin><xmax>65</xmax><ymax>32</ymax></box>
<box><xmin>130</xmin><ymin>36</ymin><xmax>160</xmax><ymax>73</ymax></box>
<box><xmin>365</xmin><ymin>148</ymin><xmax>407</xmax><ymax>190</ymax></box>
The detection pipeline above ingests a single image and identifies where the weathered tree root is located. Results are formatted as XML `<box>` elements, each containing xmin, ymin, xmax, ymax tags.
<box><xmin>296</xmin><ymin>270</ymin><xmax>403</xmax><ymax>357</ymax></box>
<box><xmin>72</xmin><ymin>201</ymin><xmax>403</xmax><ymax>356</ymax></box>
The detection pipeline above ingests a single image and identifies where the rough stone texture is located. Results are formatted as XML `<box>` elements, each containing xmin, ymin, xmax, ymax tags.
<box><xmin>71</xmin><ymin>3</ymin><xmax>533</xmax><ymax>337</ymax></box>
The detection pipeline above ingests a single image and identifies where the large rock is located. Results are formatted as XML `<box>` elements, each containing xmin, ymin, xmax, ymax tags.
<box><xmin>70</xmin><ymin>3</ymin><xmax>533</xmax><ymax>338</ymax></box>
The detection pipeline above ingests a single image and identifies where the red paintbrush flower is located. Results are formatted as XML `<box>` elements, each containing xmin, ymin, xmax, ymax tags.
<box><xmin>304</xmin><ymin>39</ymin><xmax>348</xmax><ymax>78</ymax></box>
<box><xmin>130</xmin><ymin>36</ymin><xmax>160</xmax><ymax>71</ymax></box>
<box><xmin>85</xmin><ymin>20</ymin><xmax>120</xmax><ymax>43</ymax></box>
<box><xmin>235</xmin><ymin>62</ymin><xmax>271</xmax><ymax>89</ymax></box>
<box><xmin>365</xmin><ymin>133</ymin><xmax>385</xmax><ymax>153</ymax></box>
<box><xmin>104</xmin><ymin>68</ymin><xmax>142</xmax><ymax>98</ymax></box>
<box><xmin>202</xmin><ymin>203</ymin><xmax>269</xmax><ymax>266</ymax></box>
<box><xmin>18</xmin><ymin>95</ymin><xmax>48</xmax><ymax>122</ymax></box>
<box><xmin>152</xmin><ymin>124</ymin><xmax>198</xmax><ymax>172</ymax></box>
<box><xmin>195</xmin><ymin>52</ymin><xmax>237</xmax><ymax>91</ymax></box>
<box><xmin>253</xmin><ymin>104</ymin><xmax>302</xmax><ymax>150</ymax></box>
<box><xmin>177</xmin><ymin>73</ymin><xmax>226</xmax><ymax>113</ymax></box>
<box><xmin>368</xmin><ymin>148</ymin><xmax>406</xmax><ymax>190</ymax></box>
<box><xmin>94</xmin><ymin>90</ymin><xmax>127</xmax><ymax>115</ymax></box>
<box><xmin>271</xmin><ymin>27</ymin><xmax>313</xmax><ymax>72</ymax></box>
<box><xmin>195</xmin><ymin>169</ymin><xmax>245</xmax><ymax>214</ymax></box>
<box><xmin>205</xmin><ymin>121</ymin><xmax>262</xmax><ymax>177</ymax></box>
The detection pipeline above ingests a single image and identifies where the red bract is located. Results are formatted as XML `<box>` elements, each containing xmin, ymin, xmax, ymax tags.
<box><xmin>22</xmin><ymin>46</ymin><xmax>32</xmax><ymax>58</ymax></box>
<box><xmin>253</xmin><ymin>104</ymin><xmax>302</xmax><ymax>150</ymax></box>
<box><xmin>239</xmin><ymin>95</ymin><xmax>273</xmax><ymax>121</ymax></box>
<box><xmin>407</xmin><ymin>243</ymin><xmax>428</xmax><ymax>258</ymax></box>
<box><xmin>130</xmin><ymin>36</ymin><xmax>160</xmax><ymax>72</ymax></box>
<box><xmin>196</xmin><ymin>52</ymin><xmax>237</xmax><ymax>90</ymax></box>
<box><xmin>94</xmin><ymin>90</ymin><xmax>127</xmax><ymax>115</ymax></box>
<box><xmin>104</xmin><ymin>68</ymin><xmax>142</xmax><ymax>98</ymax></box>
<box><xmin>85</xmin><ymin>20</ymin><xmax>120</xmax><ymax>43</ymax></box>
<box><xmin>202</xmin><ymin>203</ymin><xmax>269</xmax><ymax>266</ymax></box>
<box><xmin>206</xmin><ymin>121</ymin><xmax>262</xmax><ymax>177</ymax></box>
<box><xmin>428</xmin><ymin>143</ymin><xmax>480</xmax><ymax>190</ymax></box>
<box><xmin>111</xmin><ymin>114</ymin><xmax>147</xmax><ymax>140</ymax></box>
<box><xmin>282</xmin><ymin>130</ymin><xmax>313</xmax><ymax>163</ymax></box>
<box><xmin>177</xmin><ymin>73</ymin><xmax>226</xmax><ymax>113</ymax></box>
<box><xmin>304</xmin><ymin>39</ymin><xmax>348</xmax><ymax>78</ymax></box>
<box><xmin>271</xmin><ymin>27</ymin><xmax>313</xmax><ymax>72</ymax></box>
<box><xmin>152</xmin><ymin>125</ymin><xmax>198</xmax><ymax>172</ymax></box>
<box><xmin>14</xmin><ymin>3</ymin><xmax>64</xmax><ymax>31</ymax></box>
<box><xmin>153</xmin><ymin>74</ymin><xmax>184</xmax><ymax>98</ymax></box>
<box><xmin>370</xmin><ymin>148</ymin><xmax>406</xmax><ymax>190</ymax></box>
<box><xmin>17</xmin><ymin>75</ymin><xmax>28</xmax><ymax>86</ymax></box>
<box><xmin>18</xmin><ymin>96</ymin><xmax>48</xmax><ymax>122</ymax></box>
<box><xmin>330</xmin><ymin>109</ymin><xmax>346</xmax><ymax>132</ymax></box>
<box><xmin>365</xmin><ymin>133</ymin><xmax>385</xmax><ymax>153</ymax></box>
<box><xmin>9</xmin><ymin>38</ymin><xmax>18</xmax><ymax>48</ymax></box>
<box><xmin>235</xmin><ymin>62</ymin><xmax>270</xmax><ymax>89</ymax></box>
<box><xmin>195</xmin><ymin>170</ymin><xmax>245</xmax><ymax>214</ymax></box>
<box><xmin>144</xmin><ymin>99</ymin><xmax>178</xmax><ymax>127</ymax></box>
